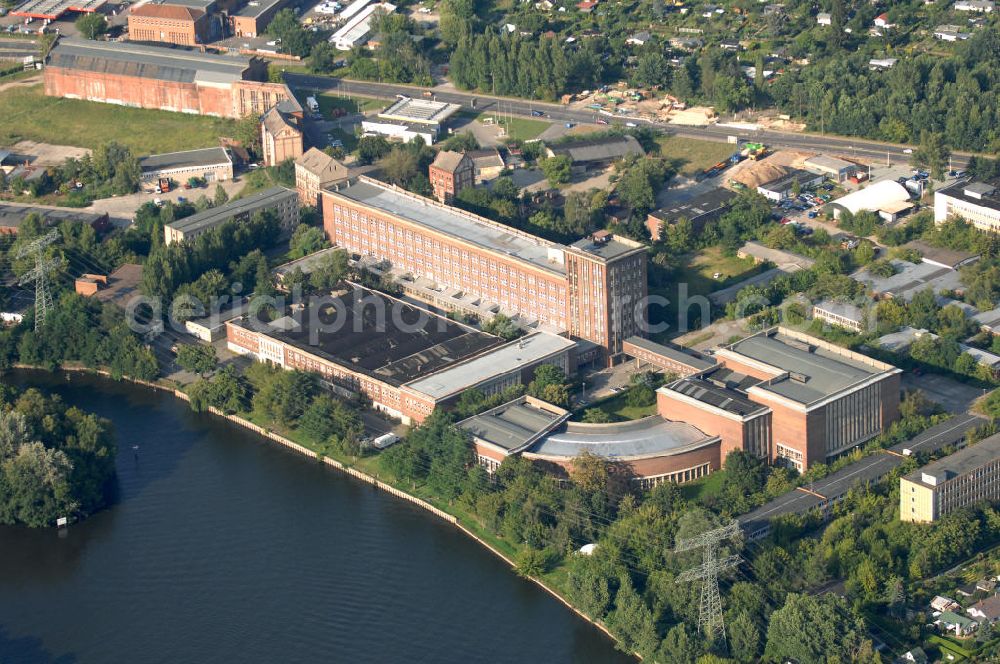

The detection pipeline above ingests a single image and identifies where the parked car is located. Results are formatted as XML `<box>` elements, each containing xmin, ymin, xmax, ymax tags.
<box><xmin>596</xmin><ymin>118</ymin><xmax>608</xmax><ymax>125</ymax></box>
<box><xmin>531</xmin><ymin>110</ymin><xmax>545</xmax><ymax>117</ymax></box>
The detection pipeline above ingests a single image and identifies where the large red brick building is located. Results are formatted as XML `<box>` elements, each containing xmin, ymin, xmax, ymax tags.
<box><xmin>127</xmin><ymin>3</ymin><xmax>212</xmax><ymax>46</ymax></box>
<box><xmin>657</xmin><ymin>327</ymin><xmax>901</xmax><ymax>471</ymax></box>
<box><xmin>320</xmin><ymin>177</ymin><xmax>647</xmax><ymax>364</ymax></box>
<box><xmin>224</xmin><ymin>288</ymin><xmax>577</xmax><ymax>424</ymax></box>
<box><xmin>44</xmin><ymin>39</ymin><xmax>295</xmax><ymax>119</ymax></box>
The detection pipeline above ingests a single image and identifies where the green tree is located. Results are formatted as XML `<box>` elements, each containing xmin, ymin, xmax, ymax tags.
<box><xmin>76</xmin><ymin>13</ymin><xmax>107</xmax><ymax>39</ymax></box>
<box><xmin>288</xmin><ymin>224</ymin><xmax>330</xmax><ymax>259</ymax></box>
<box><xmin>540</xmin><ymin>155</ymin><xmax>572</xmax><ymax>186</ymax></box>
<box><xmin>176</xmin><ymin>344</ymin><xmax>218</xmax><ymax>377</ymax></box>
<box><xmin>213</xmin><ymin>184</ymin><xmax>229</xmax><ymax>207</ymax></box>
<box><xmin>582</xmin><ymin>408</ymin><xmax>612</xmax><ymax>423</ymax></box>
<box><xmin>763</xmin><ymin>593</ymin><xmax>870</xmax><ymax>663</ymax></box>
<box><xmin>912</xmin><ymin>131</ymin><xmax>951</xmax><ymax>180</ymax></box>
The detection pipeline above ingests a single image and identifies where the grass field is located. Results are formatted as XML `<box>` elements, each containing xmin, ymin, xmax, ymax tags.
<box><xmin>656</xmin><ymin>135</ymin><xmax>736</xmax><ymax>176</ymax></box>
<box><xmin>315</xmin><ymin>92</ymin><xmax>385</xmax><ymax>116</ymax></box>
<box><xmin>0</xmin><ymin>85</ymin><xmax>237</xmax><ymax>153</ymax></box>
<box><xmin>679</xmin><ymin>469</ymin><xmax>728</xmax><ymax>503</ymax></box>
<box><xmin>460</xmin><ymin>110</ymin><xmax>551</xmax><ymax>141</ymax></box>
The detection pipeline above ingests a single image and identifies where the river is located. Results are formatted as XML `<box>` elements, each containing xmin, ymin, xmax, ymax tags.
<box><xmin>0</xmin><ymin>371</ymin><xmax>631</xmax><ymax>664</ymax></box>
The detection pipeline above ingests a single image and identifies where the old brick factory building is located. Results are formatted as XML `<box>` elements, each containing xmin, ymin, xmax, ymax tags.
<box><xmin>44</xmin><ymin>39</ymin><xmax>295</xmax><ymax>119</ymax></box>
<box><xmin>320</xmin><ymin>177</ymin><xmax>647</xmax><ymax>365</ymax></box>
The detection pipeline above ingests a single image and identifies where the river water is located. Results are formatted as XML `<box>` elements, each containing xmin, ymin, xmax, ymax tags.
<box><xmin>0</xmin><ymin>371</ymin><xmax>631</xmax><ymax>664</ymax></box>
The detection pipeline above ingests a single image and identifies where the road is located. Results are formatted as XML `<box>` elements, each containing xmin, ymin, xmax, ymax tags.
<box><xmin>285</xmin><ymin>74</ymin><xmax>973</xmax><ymax>168</ymax></box>
<box><xmin>739</xmin><ymin>413</ymin><xmax>985</xmax><ymax>538</ymax></box>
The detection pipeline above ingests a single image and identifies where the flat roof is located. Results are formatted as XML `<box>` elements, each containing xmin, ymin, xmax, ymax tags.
<box><xmin>758</xmin><ymin>168</ymin><xmax>822</xmax><ymax>192</ymax></box>
<box><xmin>13</xmin><ymin>0</ymin><xmax>106</xmax><ymax>19</ymax></box>
<box><xmin>904</xmin><ymin>431</ymin><xmax>1000</xmax><ymax>487</ymax></box>
<box><xmin>648</xmin><ymin>187</ymin><xmax>737</xmax><ymax>223</ymax></box>
<box><xmin>0</xmin><ymin>202</ymin><xmax>106</xmax><ymax>229</ymax></box>
<box><xmin>568</xmin><ymin>233</ymin><xmax>645</xmax><ymax>261</ymax></box>
<box><xmin>722</xmin><ymin>329</ymin><xmax>892</xmax><ymax>405</ymax></box>
<box><xmin>326</xmin><ymin>177</ymin><xmax>565</xmax><ymax>274</ymax></box>
<box><xmin>167</xmin><ymin>186</ymin><xmax>294</xmax><ymax>235</ymax></box>
<box><xmin>458</xmin><ymin>397</ymin><xmax>567</xmax><ymax>452</ymax></box>
<box><xmin>274</xmin><ymin>246</ymin><xmax>343</xmax><ymax>279</ymax></box>
<box><xmin>852</xmin><ymin>259</ymin><xmax>963</xmax><ymax>301</ymax></box>
<box><xmin>804</xmin><ymin>155</ymin><xmax>855</xmax><ymax>172</ymax></box>
<box><xmin>46</xmin><ymin>39</ymin><xmax>250</xmax><ymax>85</ymax></box>
<box><xmin>938</xmin><ymin>179</ymin><xmax>1000</xmax><ymax>214</ymax></box>
<box><xmin>235</xmin><ymin>287</ymin><xmax>502</xmax><ymax>386</ymax></box>
<box><xmin>813</xmin><ymin>299</ymin><xmax>864</xmax><ymax>323</ymax></box>
<box><xmin>903</xmin><ymin>240</ymin><xmax>979</xmax><ymax>269</ymax></box>
<box><xmin>528</xmin><ymin>416</ymin><xmax>717</xmax><ymax>460</ymax></box>
<box><xmin>140</xmin><ymin>147</ymin><xmax>231</xmax><ymax>174</ymax></box>
<box><xmin>94</xmin><ymin>263</ymin><xmax>143</xmax><ymax>308</ymax></box>
<box><xmin>623</xmin><ymin>336</ymin><xmax>717</xmax><ymax>373</ymax></box>
<box><xmin>234</xmin><ymin>0</ymin><xmax>286</xmax><ymax>17</ymax></box>
<box><xmin>379</xmin><ymin>96</ymin><xmax>460</xmax><ymax>126</ymax></box>
<box><xmin>662</xmin><ymin>370</ymin><xmax>767</xmax><ymax>417</ymax></box>
<box><xmin>740</xmin><ymin>413</ymin><xmax>984</xmax><ymax>533</ymax></box>
<box><xmin>405</xmin><ymin>332</ymin><xmax>576</xmax><ymax>400</ymax></box>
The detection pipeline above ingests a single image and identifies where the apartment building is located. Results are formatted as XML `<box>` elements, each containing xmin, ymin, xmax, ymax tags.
<box><xmin>934</xmin><ymin>181</ymin><xmax>1000</xmax><ymax>232</ymax></box>
<box><xmin>320</xmin><ymin>177</ymin><xmax>648</xmax><ymax>364</ymax></box>
<box><xmin>164</xmin><ymin>185</ymin><xmax>298</xmax><ymax>244</ymax></box>
<box><xmin>900</xmin><ymin>433</ymin><xmax>1000</xmax><ymax>523</ymax></box>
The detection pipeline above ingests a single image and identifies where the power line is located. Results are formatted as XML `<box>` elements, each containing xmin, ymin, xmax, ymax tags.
<box><xmin>15</xmin><ymin>229</ymin><xmax>60</xmax><ymax>330</ymax></box>
<box><xmin>675</xmin><ymin>520</ymin><xmax>742</xmax><ymax>647</ymax></box>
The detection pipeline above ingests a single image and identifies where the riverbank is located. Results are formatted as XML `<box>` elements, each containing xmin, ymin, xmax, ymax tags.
<box><xmin>10</xmin><ymin>365</ymin><xmax>631</xmax><ymax>658</ymax></box>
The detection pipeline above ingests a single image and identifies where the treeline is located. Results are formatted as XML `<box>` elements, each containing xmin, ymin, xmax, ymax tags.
<box><xmin>140</xmin><ymin>211</ymin><xmax>281</xmax><ymax>303</ymax></box>
<box><xmin>0</xmin><ymin>386</ymin><xmax>116</xmax><ymax>527</ymax></box>
<box><xmin>769</xmin><ymin>27</ymin><xmax>1000</xmax><ymax>151</ymax></box>
<box><xmin>450</xmin><ymin>31</ymin><xmax>593</xmax><ymax>99</ymax></box>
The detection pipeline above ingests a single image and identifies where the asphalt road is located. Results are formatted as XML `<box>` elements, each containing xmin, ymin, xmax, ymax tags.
<box><xmin>285</xmin><ymin>73</ymin><xmax>972</xmax><ymax>168</ymax></box>
<box><xmin>738</xmin><ymin>412</ymin><xmax>985</xmax><ymax>537</ymax></box>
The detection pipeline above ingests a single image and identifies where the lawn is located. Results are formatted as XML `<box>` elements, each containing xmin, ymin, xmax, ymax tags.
<box><xmin>649</xmin><ymin>247</ymin><xmax>764</xmax><ymax>339</ymax></box>
<box><xmin>314</xmin><ymin>91</ymin><xmax>385</xmax><ymax>116</ymax></box>
<box><xmin>679</xmin><ymin>469</ymin><xmax>728</xmax><ymax>503</ymax></box>
<box><xmin>460</xmin><ymin>110</ymin><xmax>551</xmax><ymax>142</ymax></box>
<box><xmin>655</xmin><ymin>135</ymin><xmax>736</xmax><ymax>177</ymax></box>
<box><xmin>0</xmin><ymin>85</ymin><xmax>237</xmax><ymax>154</ymax></box>
<box><xmin>577</xmin><ymin>388</ymin><xmax>657</xmax><ymax>422</ymax></box>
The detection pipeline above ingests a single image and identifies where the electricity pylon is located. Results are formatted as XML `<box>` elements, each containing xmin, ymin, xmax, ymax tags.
<box><xmin>675</xmin><ymin>520</ymin><xmax>742</xmax><ymax>645</ymax></box>
<box><xmin>16</xmin><ymin>229</ymin><xmax>60</xmax><ymax>330</ymax></box>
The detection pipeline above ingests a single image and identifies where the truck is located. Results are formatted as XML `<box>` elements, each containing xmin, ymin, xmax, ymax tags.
<box><xmin>305</xmin><ymin>96</ymin><xmax>320</xmax><ymax>113</ymax></box>
<box><xmin>742</xmin><ymin>142</ymin><xmax>767</xmax><ymax>160</ymax></box>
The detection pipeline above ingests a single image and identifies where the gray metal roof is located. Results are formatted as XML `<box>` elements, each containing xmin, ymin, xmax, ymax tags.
<box><xmin>234</xmin><ymin>0</ymin><xmax>286</xmax><ymax>17</ymax></box>
<box><xmin>167</xmin><ymin>186</ymin><xmax>295</xmax><ymax>234</ymax></box>
<box><xmin>47</xmin><ymin>38</ymin><xmax>250</xmax><ymax>84</ymax></box>
<box><xmin>529</xmin><ymin>416</ymin><xmax>717</xmax><ymax>459</ymax></box>
<box><xmin>726</xmin><ymin>331</ymin><xmax>887</xmax><ymax>404</ymax></box>
<box><xmin>904</xmin><ymin>431</ymin><xmax>1000</xmax><ymax>487</ymax></box>
<box><xmin>548</xmin><ymin>135</ymin><xmax>644</xmax><ymax>164</ymax></box>
<box><xmin>405</xmin><ymin>332</ymin><xmax>576</xmax><ymax>400</ymax></box>
<box><xmin>739</xmin><ymin>413</ymin><xmax>984</xmax><ymax>534</ymax></box>
<box><xmin>459</xmin><ymin>399</ymin><xmax>566</xmax><ymax>452</ymax></box>
<box><xmin>852</xmin><ymin>259</ymin><xmax>964</xmax><ymax>302</ymax></box>
<box><xmin>648</xmin><ymin>187</ymin><xmax>736</xmax><ymax>223</ymax></box>
<box><xmin>140</xmin><ymin>147</ymin><xmax>231</xmax><ymax>174</ymax></box>
<box><xmin>326</xmin><ymin>177</ymin><xmax>566</xmax><ymax>274</ymax></box>
<box><xmin>662</xmin><ymin>370</ymin><xmax>767</xmax><ymax>416</ymax></box>
<box><xmin>624</xmin><ymin>336</ymin><xmax>717</xmax><ymax>373</ymax></box>
<box><xmin>0</xmin><ymin>202</ymin><xmax>106</xmax><ymax>229</ymax></box>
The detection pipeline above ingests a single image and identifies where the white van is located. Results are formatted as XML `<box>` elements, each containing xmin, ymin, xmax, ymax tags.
<box><xmin>371</xmin><ymin>433</ymin><xmax>399</xmax><ymax>450</ymax></box>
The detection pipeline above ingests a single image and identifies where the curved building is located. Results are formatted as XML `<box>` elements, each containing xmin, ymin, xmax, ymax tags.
<box><xmin>523</xmin><ymin>416</ymin><xmax>721</xmax><ymax>489</ymax></box>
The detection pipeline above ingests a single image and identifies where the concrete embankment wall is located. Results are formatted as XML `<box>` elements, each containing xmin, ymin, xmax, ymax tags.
<box><xmin>12</xmin><ymin>366</ymin><xmax>626</xmax><ymax>654</ymax></box>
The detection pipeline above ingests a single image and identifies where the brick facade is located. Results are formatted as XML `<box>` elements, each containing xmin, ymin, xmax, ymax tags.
<box><xmin>127</xmin><ymin>4</ymin><xmax>211</xmax><ymax>46</ymax></box>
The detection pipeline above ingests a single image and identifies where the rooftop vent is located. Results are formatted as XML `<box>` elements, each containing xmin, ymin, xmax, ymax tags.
<box><xmin>789</xmin><ymin>371</ymin><xmax>809</xmax><ymax>384</ymax></box>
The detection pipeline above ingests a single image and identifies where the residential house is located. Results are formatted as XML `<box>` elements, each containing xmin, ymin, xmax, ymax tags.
<box><xmin>968</xmin><ymin>595</ymin><xmax>1000</xmax><ymax>623</ymax></box>
<box><xmin>934</xmin><ymin>24</ymin><xmax>972</xmax><ymax>40</ymax></box>
<box><xmin>626</xmin><ymin>30</ymin><xmax>651</xmax><ymax>45</ymax></box>
<box><xmin>869</xmin><ymin>58</ymin><xmax>898</xmax><ymax>70</ymax></box>
<box><xmin>935</xmin><ymin>611</ymin><xmax>977</xmax><ymax>637</ymax></box>
<box><xmin>931</xmin><ymin>596</ymin><xmax>961</xmax><ymax>613</ymax></box>
<box><xmin>897</xmin><ymin>648</ymin><xmax>928</xmax><ymax>664</ymax></box>
<box><xmin>294</xmin><ymin>148</ymin><xmax>349</xmax><ymax>207</ymax></box>
<box><xmin>429</xmin><ymin>150</ymin><xmax>474</xmax><ymax>202</ymax></box>
<box><xmin>817</xmin><ymin>11</ymin><xmax>831</xmax><ymax>24</ymax></box>
<box><xmin>467</xmin><ymin>148</ymin><xmax>506</xmax><ymax>183</ymax></box>
<box><xmin>954</xmin><ymin>0</ymin><xmax>994</xmax><ymax>11</ymax></box>
<box><xmin>874</xmin><ymin>12</ymin><xmax>894</xmax><ymax>28</ymax></box>
<box><xmin>261</xmin><ymin>104</ymin><xmax>304</xmax><ymax>167</ymax></box>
